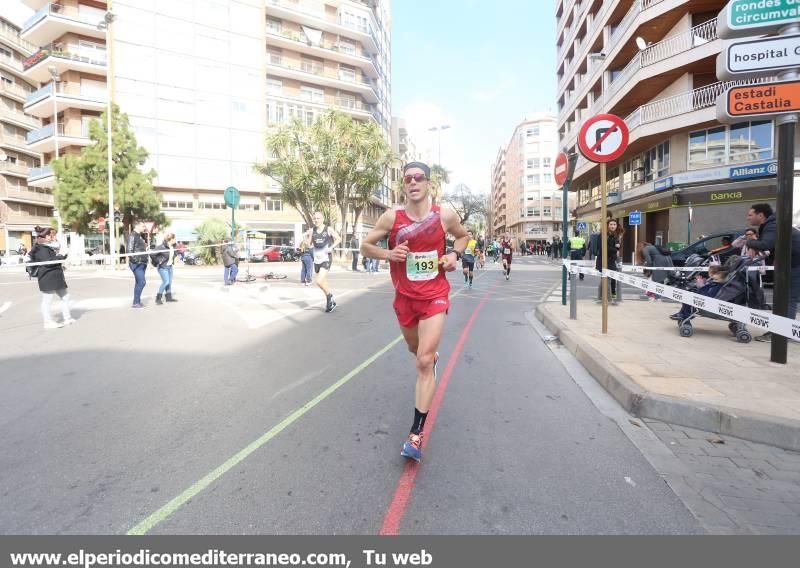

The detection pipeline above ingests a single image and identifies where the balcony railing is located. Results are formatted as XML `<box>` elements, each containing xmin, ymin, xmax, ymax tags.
<box><xmin>0</xmin><ymin>131</ymin><xmax>29</xmax><ymax>149</ymax></box>
<box><xmin>0</xmin><ymin>25</ymin><xmax>36</xmax><ymax>54</ymax></box>
<box><xmin>268</xmin><ymin>60</ymin><xmax>374</xmax><ymax>88</ymax></box>
<box><xmin>0</xmin><ymin>161</ymin><xmax>30</xmax><ymax>176</ymax></box>
<box><xmin>268</xmin><ymin>0</ymin><xmax>378</xmax><ymax>43</ymax></box>
<box><xmin>23</xmin><ymin>45</ymin><xmax>107</xmax><ymax>70</ymax></box>
<box><xmin>0</xmin><ymin>107</ymin><xmax>40</xmax><ymax>130</ymax></box>
<box><xmin>333</xmin><ymin>97</ymin><xmax>372</xmax><ymax>112</ymax></box>
<box><xmin>0</xmin><ymin>53</ymin><xmax>24</xmax><ymax>72</ymax></box>
<box><xmin>24</xmin><ymin>3</ymin><xmax>105</xmax><ymax>32</ymax></box>
<box><xmin>28</xmin><ymin>164</ymin><xmax>54</xmax><ymax>180</ymax></box>
<box><xmin>2</xmin><ymin>187</ymin><xmax>54</xmax><ymax>205</ymax></box>
<box><xmin>266</xmin><ymin>29</ymin><xmax>373</xmax><ymax>61</ymax></box>
<box><xmin>641</xmin><ymin>19</ymin><xmax>718</xmax><ymax>67</ymax></box>
<box><xmin>26</xmin><ymin>122</ymin><xmax>64</xmax><ymax>144</ymax></box>
<box><xmin>0</xmin><ymin>81</ymin><xmax>33</xmax><ymax>100</ymax></box>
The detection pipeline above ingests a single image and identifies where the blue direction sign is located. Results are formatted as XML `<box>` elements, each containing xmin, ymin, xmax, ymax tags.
<box><xmin>576</xmin><ymin>221</ymin><xmax>588</xmax><ymax>232</ymax></box>
<box><xmin>629</xmin><ymin>211</ymin><xmax>642</xmax><ymax>226</ymax></box>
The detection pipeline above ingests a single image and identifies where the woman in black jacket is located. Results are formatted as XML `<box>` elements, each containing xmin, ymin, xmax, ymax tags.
<box><xmin>596</xmin><ymin>218</ymin><xmax>622</xmax><ymax>302</ymax></box>
<box><xmin>152</xmin><ymin>232</ymin><xmax>178</xmax><ymax>305</ymax></box>
<box><xmin>31</xmin><ymin>226</ymin><xmax>74</xmax><ymax>329</ymax></box>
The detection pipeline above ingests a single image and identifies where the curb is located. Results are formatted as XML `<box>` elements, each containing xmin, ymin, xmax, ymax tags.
<box><xmin>535</xmin><ymin>303</ymin><xmax>800</xmax><ymax>452</ymax></box>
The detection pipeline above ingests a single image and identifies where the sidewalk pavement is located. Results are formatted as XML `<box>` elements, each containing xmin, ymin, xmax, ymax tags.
<box><xmin>536</xmin><ymin>299</ymin><xmax>800</xmax><ymax>452</ymax></box>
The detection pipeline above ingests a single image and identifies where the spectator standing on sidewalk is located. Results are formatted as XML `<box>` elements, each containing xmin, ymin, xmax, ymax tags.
<box><xmin>351</xmin><ymin>234</ymin><xmax>361</xmax><ymax>272</ymax></box>
<box><xmin>222</xmin><ymin>239</ymin><xmax>239</xmax><ymax>285</ymax></box>
<box><xmin>569</xmin><ymin>231</ymin><xmax>586</xmax><ymax>280</ymax></box>
<box><xmin>596</xmin><ymin>218</ymin><xmax>622</xmax><ymax>304</ymax></box>
<box><xmin>153</xmin><ymin>232</ymin><xmax>178</xmax><ymax>305</ymax></box>
<box><xmin>31</xmin><ymin>226</ymin><xmax>74</xmax><ymax>329</ymax></box>
<box><xmin>128</xmin><ymin>223</ymin><xmax>149</xmax><ymax>309</ymax></box>
<box><xmin>636</xmin><ymin>241</ymin><xmax>674</xmax><ymax>299</ymax></box>
<box><xmin>300</xmin><ymin>241</ymin><xmax>313</xmax><ymax>285</ymax></box>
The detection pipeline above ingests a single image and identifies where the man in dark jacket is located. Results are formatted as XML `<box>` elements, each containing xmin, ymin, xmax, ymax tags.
<box><xmin>351</xmin><ymin>235</ymin><xmax>360</xmax><ymax>272</ymax></box>
<box><xmin>222</xmin><ymin>240</ymin><xmax>239</xmax><ymax>285</ymax></box>
<box><xmin>128</xmin><ymin>222</ymin><xmax>148</xmax><ymax>309</ymax></box>
<box><xmin>736</xmin><ymin>203</ymin><xmax>800</xmax><ymax>341</ymax></box>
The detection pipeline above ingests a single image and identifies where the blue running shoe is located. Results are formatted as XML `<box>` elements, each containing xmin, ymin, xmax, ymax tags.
<box><xmin>400</xmin><ymin>432</ymin><xmax>423</xmax><ymax>462</ymax></box>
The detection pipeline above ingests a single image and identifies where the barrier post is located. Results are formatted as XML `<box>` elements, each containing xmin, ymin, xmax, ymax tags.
<box><xmin>569</xmin><ymin>264</ymin><xmax>577</xmax><ymax>320</ymax></box>
<box><xmin>600</xmin><ymin>162</ymin><xmax>608</xmax><ymax>334</ymax></box>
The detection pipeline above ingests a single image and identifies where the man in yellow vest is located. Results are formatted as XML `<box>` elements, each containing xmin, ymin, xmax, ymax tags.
<box><xmin>569</xmin><ymin>231</ymin><xmax>586</xmax><ymax>281</ymax></box>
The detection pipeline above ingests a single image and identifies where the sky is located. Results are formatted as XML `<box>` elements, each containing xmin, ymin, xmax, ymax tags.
<box><xmin>391</xmin><ymin>0</ymin><xmax>557</xmax><ymax>195</ymax></box>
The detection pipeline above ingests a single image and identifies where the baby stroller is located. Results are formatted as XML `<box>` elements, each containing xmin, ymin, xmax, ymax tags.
<box><xmin>668</xmin><ymin>253</ymin><xmax>711</xmax><ymax>290</ymax></box>
<box><xmin>676</xmin><ymin>256</ymin><xmax>764</xmax><ymax>343</ymax></box>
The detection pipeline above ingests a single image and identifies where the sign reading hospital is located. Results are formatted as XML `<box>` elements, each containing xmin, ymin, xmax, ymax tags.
<box><xmin>717</xmin><ymin>34</ymin><xmax>800</xmax><ymax>80</ymax></box>
<box><xmin>716</xmin><ymin>80</ymin><xmax>800</xmax><ymax>122</ymax></box>
<box><xmin>719</xmin><ymin>0</ymin><xmax>800</xmax><ymax>39</ymax></box>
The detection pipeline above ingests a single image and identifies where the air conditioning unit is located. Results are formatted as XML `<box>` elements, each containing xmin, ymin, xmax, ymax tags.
<box><xmin>632</xmin><ymin>170</ymin><xmax>645</xmax><ymax>183</ymax></box>
<box><xmin>631</xmin><ymin>157</ymin><xmax>643</xmax><ymax>170</ymax></box>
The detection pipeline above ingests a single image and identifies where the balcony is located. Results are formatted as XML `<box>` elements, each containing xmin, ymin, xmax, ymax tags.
<box><xmin>26</xmin><ymin>122</ymin><xmax>92</xmax><ymax>153</ymax></box>
<box><xmin>0</xmin><ymin>80</ymin><xmax>34</xmax><ymax>103</ymax></box>
<box><xmin>0</xmin><ymin>161</ymin><xmax>30</xmax><ymax>177</ymax></box>
<box><xmin>0</xmin><ymin>24</ymin><xmax>37</xmax><ymax>55</ymax></box>
<box><xmin>561</xmin><ymin>19</ymin><xmax>720</xmax><ymax>145</ymax></box>
<box><xmin>22</xmin><ymin>3</ymin><xmax>106</xmax><ymax>46</ymax></box>
<box><xmin>24</xmin><ymin>81</ymin><xmax>107</xmax><ymax>119</ymax></box>
<box><xmin>0</xmin><ymin>107</ymin><xmax>40</xmax><ymax>131</ymax></box>
<box><xmin>267</xmin><ymin>0</ymin><xmax>379</xmax><ymax>53</ymax></box>
<box><xmin>572</xmin><ymin>77</ymin><xmax>773</xmax><ymax>179</ymax></box>
<box><xmin>0</xmin><ymin>130</ymin><xmax>39</xmax><ymax>156</ymax></box>
<box><xmin>5</xmin><ymin>213</ymin><xmax>54</xmax><ymax>227</ymax></box>
<box><xmin>0</xmin><ymin>53</ymin><xmax>25</xmax><ymax>75</ymax></box>
<box><xmin>1</xmin><ymin>186</ymin><xmax>54</xmax><ymax>205</ymax></box>
<box><xmin>26</xmin><ymin>164</ymin><xmax>56</xmax><ymax>188</ymax></box>
<box><xmin>267</xmin><ymin>59</ymin><xmax>378</xmax><ymax>103</ymax></box>
<box><xmin>268</xmin><ymin>92</ymin><xmax>376</xmax><ymax>122</ymax></box>
<box><xmin>266</xmin><ymin>29</ymin><xmax>379</xmax><ymax>78</ymax></box>
<box><xmin>23</xmin><ymin>45</ymin><xmax>107</xmax><ymax>84</ymax></box>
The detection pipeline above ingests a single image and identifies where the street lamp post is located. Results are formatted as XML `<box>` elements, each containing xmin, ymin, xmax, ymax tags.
<box><xmin>427</xmin><ymin>124</ymin><xmax>450</xmax><ymax>165</ymax></box>
<box><xmin>98</xmin><ymin>11</ymin><xmax>116</xmax><ymax>266</ymax></box>
<box><xmin>47</xmin><ymin>67</ymin><xmax>59</xmax><ymax>159</ymax></box>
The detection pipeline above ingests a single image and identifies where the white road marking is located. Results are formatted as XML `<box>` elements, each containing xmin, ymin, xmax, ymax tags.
<box><xmin>0</xmin><ymin>301</ymin><xmax>11</xmax><ymax>315</ymax></box>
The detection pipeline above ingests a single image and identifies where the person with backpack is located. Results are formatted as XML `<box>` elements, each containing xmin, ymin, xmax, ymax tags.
<box><xmin>30</xmin><ymin>226</ymin><xmax>74</xmax><ymax>329</ymax></box>
<box><xmin>152</xmin><ymin>232</ymin><xmax>178</xmax><ymax>305</ymax></box>
<box><xmin>128</xmin><ymin>222</ymin><xmax>149</xmax><ymax>309</ymax></box>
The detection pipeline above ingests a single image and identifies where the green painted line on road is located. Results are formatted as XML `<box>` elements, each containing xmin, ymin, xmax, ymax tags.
<box><xmin>127</xmin><ymin>275</ymin><xmax>482</xmax><ymax>535</ymax></box>
<box><xmin>127</xmin><ymin>333</ymin><xmax>404</xmax><ymax>535</ymax></box>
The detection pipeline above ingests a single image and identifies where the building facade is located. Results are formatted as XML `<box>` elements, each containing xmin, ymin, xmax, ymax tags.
<box><xmin>556</xmin><ymin>0</ymin><xmax>800</xmax><ymax>260</ymax></box>
<box><xmin>0</xmin><ymin>13</ymin><xmax>44</xmax><ymax>254</ymax></box>
<box><xmin>491</xmin><ymin>113</ymin><xmax>571</xmax><ymax>248</ymax></box>
<box><xmin>266</xmin><ymin>0</ymin><xmax>392</xmax><ymax>241</ymax></box>
<box><xmin>8</xmin><ymin>0</ymin><xmax>391</xmax><ymax>251</ymax></box>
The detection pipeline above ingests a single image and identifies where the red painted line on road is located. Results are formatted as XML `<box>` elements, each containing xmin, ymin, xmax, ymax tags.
<box><xmin>379</xmin><ymin>281</ymin><xmax>499</xmax><ymax>536</ymax></box>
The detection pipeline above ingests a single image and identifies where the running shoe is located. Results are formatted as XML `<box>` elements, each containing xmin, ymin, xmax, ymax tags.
<box><xmin>505</xmin><ymin>274</ymin><xmax>509</xmax><ymax>281</ymax></box>
<box><xmin>326</xmin><ymin>298</ymin><xmax>337</xmax><ymax>313</ymax></box>
<box><xmin>669</xmin><ymin>313</ymin><xmax>683</xmax><ymax>320</ymax></box>
<box><xmin>401</xmin><ymin>432</ymin><xmax>423</xmax><ymax>462</ymax></box>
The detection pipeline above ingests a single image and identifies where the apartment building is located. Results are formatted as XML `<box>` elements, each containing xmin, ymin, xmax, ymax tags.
<box><xmin>556</xmin><ymin>0</ymin><xmax>800</xmax><ymax>258</ymax></box>
<box><xmin>266</xmin><ymin>0</ymin><xmax>393</xmax><ymax>238</ymax></box>
<box><xmin>490</xmin><ymin>114</ymin><xmax>571</xmax><ymax>248</ymax></box>
<box><xmin>0</xmin><ymin>14</ymin><xmax>44</xmax><ymax>254</ymax></box>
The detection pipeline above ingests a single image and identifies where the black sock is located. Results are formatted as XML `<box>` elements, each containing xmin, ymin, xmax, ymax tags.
<box><xmin>411</xmin><ymin>408</ymin><xmax>428</xmax><ymax>435</ymax></box>
<box><xmin>507</xmin><ymin>266</ymin><xmax>511</xmax><ymax>275</ymax></box>
<box><xmin>469</xmin><ymin>274</ymin><xmax>473</xmax><ymax>284</ymax></box>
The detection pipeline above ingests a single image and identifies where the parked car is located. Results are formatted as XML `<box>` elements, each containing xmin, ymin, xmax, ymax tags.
<box><xmin>280</xmin><ymin>246</ymin><xmax>300</xmax><ymax>261</ymax></box>
<box><xmin>670</xmin><ymin>231</ymin><xmax>743</xmax><ymax>267</ymax></box>
<box><xmin>250</xmin><ymin>246</ymin><xmax>282</xmax><ymax>262</ymax></box>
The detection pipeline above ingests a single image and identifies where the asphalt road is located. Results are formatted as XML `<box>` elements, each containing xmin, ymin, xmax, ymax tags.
<box><xmin>0</xmin><ymin>258</ymin><xmax>702</xmax><ymax>534</ymax></box>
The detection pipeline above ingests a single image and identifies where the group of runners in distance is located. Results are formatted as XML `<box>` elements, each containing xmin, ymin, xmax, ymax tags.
<box><xmin>301</xmin><ymin>160</ymin><xmax>514</xmax><ymax>463</ymax></box>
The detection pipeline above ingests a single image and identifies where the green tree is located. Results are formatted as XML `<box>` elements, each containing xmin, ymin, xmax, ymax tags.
<box><xmin>52</xmin><ymin>103</ymin><xmax>166</xmax><ymax>236</ymax></box>
<box><xmin>193</xmin><ymin>218</ymin><xmax>245</xmax><ymax>264</ymax></box>
<box><xmin>256</xmin><ymin>110</ymin><xmax>392</xmax><ymax>242</ymax></box>
<box><xmin>429</xmin><ymin>164</ymin><xmax>450</xmax><ymax>203</ymax></box>
<box><xmin>443</xmin><ymin>183</ymin><xmax>488</xmax><ymax>227</ymax></box>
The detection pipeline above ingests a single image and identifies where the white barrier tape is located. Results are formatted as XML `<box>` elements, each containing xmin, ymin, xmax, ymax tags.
<box><xmin>618</xmin><ymin>264</ymin><xmax>774</xmax><ymax>273</ymax></box>
<box><xmin>563</xmin><ymin>262</ymin><xmax>800</xmax><ymax>342</ymax></box>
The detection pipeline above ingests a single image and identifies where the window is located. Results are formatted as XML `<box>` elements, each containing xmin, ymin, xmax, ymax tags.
<box><xmin>338</xmin><ymin>38</ymin><xmax>356</xmax><ymax>55</ymax></box>
<box><xmin>526</xmin><ymin>207</ymin><xmax>536</xmax><ymax>217</ymax></box>
<box><xmin>689</xmin><ymin>126</ymin><xmax>727</xmax><ymax>169</ymax></box>
<box><xmin>339</xmin><ymin>64</ymin><xmax>356</xmax><ymax>82</ymax></box>
<box><xmin>543</xmin><ymin>157</ymin><xmax>551</xmax><ymax>168</ymax></box>
<box><xmin>267</xmin><ymin>79</ymin><xmax>282</xmax><ymax>95</ymax></box>
<box><xmin>643</xmin><ymin>140</ymin><xmax>670</xmax><ymax>181</ymax></box>
<box><xmin>266</xmin><ymin>198</ymin><xmax>283</xmax><ymax>211</ymax></box>
<box><xmin>526</xmin><ymin>126</ymin><xmax>539</xmax><ymax>137</ymax></box>
<box><xmin>267</xmin><ymin>17</ymin><xmax>282</xmax><ymax>34</ymax></box>
<box><xmin>528</xmin><ymin>174</ymin><xmax>540</xmax><ymax>185</ymax></box>
<box><xmin>527</xmin><ymin>158</ymin><xmax>539</xmax><ymax>169</ymax></box>
<box><xmin>300</xmin><ymin>86</ymin><xmax>324</xmax><ymax>103</ymax></box>
<box><xmin>543</xmin><ymin>206</ymin><xmax>552</xmax><ymax>216</ymax></box>
<box><xmin>301</xmin><ymin>57</ymin><xmax>323</xmax><ymax>74</ymax></box>
<box><xmin>543</xmin><ymin>173</ymin><xmax>552</xmax><ymax>183</ymax></box>
<box><xmin>729</xmin><ymin>121</ymin><xmax>772</xmax><ymax>164</ymax></box>
<box><xmin>268</xmin><ymin>47</ymin><xmax>282</xmax><ymax>65</ymax></box>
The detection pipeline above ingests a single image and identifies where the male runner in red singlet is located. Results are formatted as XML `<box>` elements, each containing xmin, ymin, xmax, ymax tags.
<box><xmin>500</xmin><ymin>231</ymin><xmax>513</xmax><ymax>281</ymax></box>
<box><xmin>361</xmin><ymin>162</ymin><xmax>469</xmax><ymax>462</ymax></box>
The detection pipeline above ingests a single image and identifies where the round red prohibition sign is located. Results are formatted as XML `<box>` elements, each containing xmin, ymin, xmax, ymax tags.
<box><xmin>578</xmin><ymin>114</ymin><xmax>629</xmax><ymax>163</ymax></box>
<box><xmin>554</xmin><ymin>152</ymin><xmax>569</xmax><ymax>186</ymax></box>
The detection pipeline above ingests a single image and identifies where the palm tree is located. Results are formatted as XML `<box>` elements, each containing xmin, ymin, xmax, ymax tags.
<box><xmin>429</xmin><ymin>164</ymin><xmax>451</xmax><ymax>203</ymax></box>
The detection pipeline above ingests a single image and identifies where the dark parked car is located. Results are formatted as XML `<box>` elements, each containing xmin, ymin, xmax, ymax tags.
<box><xmin>670</xmin><ymin>231</ymin><xmax>743</xmax><ymax>267</ymax></box>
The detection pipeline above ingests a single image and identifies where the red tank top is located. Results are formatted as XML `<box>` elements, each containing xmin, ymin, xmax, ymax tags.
<box><xmin>388</xmin><ymin>205</ymin><xmax>450</xmax><ymax>300</ymax></box>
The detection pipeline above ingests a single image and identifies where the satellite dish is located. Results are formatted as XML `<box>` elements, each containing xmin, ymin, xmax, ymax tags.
<box><xmin>635</xmin><ymin>37</ymin><xmax>648</xmax><ymax>51</ymax></box>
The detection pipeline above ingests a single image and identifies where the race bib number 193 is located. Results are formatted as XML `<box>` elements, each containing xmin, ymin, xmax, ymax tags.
<box><xmin>406</xmin><ymin>250</ymin><xmax>439</xmax><ymax>281</ymax></box>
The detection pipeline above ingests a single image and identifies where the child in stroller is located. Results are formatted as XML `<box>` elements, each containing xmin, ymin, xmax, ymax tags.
<box><xmin>672</xmin><ymin>255</ymin><xmax>765</xmax><ymax>343</ymax></box>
